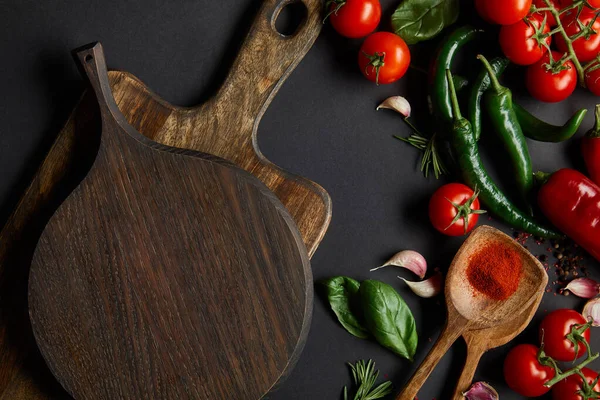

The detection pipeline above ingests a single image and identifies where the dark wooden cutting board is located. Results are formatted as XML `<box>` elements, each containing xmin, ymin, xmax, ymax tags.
<box><xmin>0</xmin><ymin>0</ymin><xmax>327</xmax><ymax>398</ymax></box>
<box><xmin>29</xmin><ymin>42</ymin><xmax>312</xmax><ymax>400</ymax></box>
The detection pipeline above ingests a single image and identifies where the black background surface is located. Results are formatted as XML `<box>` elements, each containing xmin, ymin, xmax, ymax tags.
<box><xmin>2</xmin><ymin>0</ymin><xmax>600</xmax><ymax>398</ymax></box>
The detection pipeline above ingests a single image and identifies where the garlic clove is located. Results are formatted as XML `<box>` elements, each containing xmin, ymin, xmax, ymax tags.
<box><xmin>377</xmin><ymin>96</ymin><xmax>411</xmax><ymax>118</ymax></box>
<box><xmin>400</xmin><ymin>273</ymin><xmax>442</xmax><ymax>298</ymax></box>
<box><xmin>583</xmin><ymin>297</ymin><xmax>600</xmax><ymax>327</ymax></box>
<box><xmin>565</xmin><ymin>278</ymin><xmax>600</xmax><ymax>299</ymax></box>
<box><xmin>370</xmin><ymin>250</ymin><xmax>427</xmax><ymax>279</ymax></box>
<box><xmin>463</xmin><ymin>382</ymin><xmax>499</xmax><ymax>400</ymax></box>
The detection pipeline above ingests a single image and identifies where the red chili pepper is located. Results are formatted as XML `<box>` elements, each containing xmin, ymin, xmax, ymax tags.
<box><xmin>582</xmin><ymin>105</ymin><xmax>600</xmax><ymax>186</ymax></box>
<box><xmin>538</xmin><ymin>169</ymin><xmax>600</xmax><ymax>262</ymax></box>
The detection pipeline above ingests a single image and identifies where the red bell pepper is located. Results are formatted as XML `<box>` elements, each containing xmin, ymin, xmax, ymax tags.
<box><xmin>582</xmin><ymin>105</ymin><xmax>600</xmax><ymax>186</ymax></box>
<box><xmin>538</xmin><ymin>169</ymin><xmax>600</xmax><ymax>262</ymax></box>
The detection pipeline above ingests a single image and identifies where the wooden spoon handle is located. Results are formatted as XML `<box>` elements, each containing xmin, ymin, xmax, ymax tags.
<box><xmin>212</xmin><ymin>0</ymin><xmax>322</xmax><ymax>121</ymax></box>
<box><xmin>451</xmin><ymin>339</ymin><xmax>487</xmax><ymax>399</ymax></box>
<box><xmin>396</xmin><ymin>316</ymin><xmax>467</xmax><ymax>400</ymax></box>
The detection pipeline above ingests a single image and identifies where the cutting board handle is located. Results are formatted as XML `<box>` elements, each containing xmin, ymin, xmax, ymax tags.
<box><xmin>211</xmin><ymin>0</ymin><xmax>322</xmax><ymax>123</ymax></box>
<box><xmin>73</xmin><ymin>43</ymin><xmax>115</xmax><ymax>120</ymax></box>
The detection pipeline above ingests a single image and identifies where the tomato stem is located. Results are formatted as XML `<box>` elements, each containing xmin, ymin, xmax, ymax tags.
<box><xmin>323</xmin><ymin>0</ymin><xmax>346</xmax><ymax>23</ymax></box>
<box><xmin>540</xmin><ymin>0</ymin><xmax>587</xmax><ymax>86</ymax></box>
<box><xmin>443</xmin><ymin>188</ymin><xmax>486</xmax><ymax>235</ymax></box>
<box><xmin>361</xmin><ymin>51</ymin><xmax>385</xmax><ymax>85</ymax></box>
<box><xmin>542</xmin><ymin>322</ymin><xmax>599</xmax><ymax>389</ymax></box>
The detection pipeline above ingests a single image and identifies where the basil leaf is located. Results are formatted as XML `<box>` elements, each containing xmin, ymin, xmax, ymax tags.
<box><xmin>320</xmin><ymin>277</ymin><xmax>369</xmax><ymax>339</ymax></box>
<box><xmin>359</xmin><ymin>280</ymin><xmax>418</xmax><ymax>361</ymax></box>
<box><xmin>392</xmin><ymin>0</ymin><xmax>460</xmax><ymax>45</ymax></box>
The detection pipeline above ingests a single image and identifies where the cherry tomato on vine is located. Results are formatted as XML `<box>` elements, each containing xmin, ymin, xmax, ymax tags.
<box><xmin>500</xmin><ymin>15</ymin><xmax>552</xmax><ymax>65</ymax></box>
<box><xmin>585</xmin><ymin>65</ymin><xmax>600</xmax><ymax>95</ymax></box>
<box><xmin>556</xmin><ymin>10</ymin><xmax>600</xmax><ymax>62</ymax></box>
<box><xmin>474</xmin><ymin>0</ymin><xmax>532</xmax><ymax>25</ymax></box>
<box><xmin>327</xmin><ymin>0</ymin><xmax>381</xmax><ymax>39</ymax></box>
<box><xmin>504</xmin><ymin>344</ymin><xmax>555</xmax><ymax>397</ymax></box>
<box><xmin>428</xmin><ymin>183</ymin><xmax>484</xmax><ymax>236</ymax></box>
<box><xmin>358</xmin><ymin>32</ymin><xmax>410</xmax><ymax>84</ymax></box>
<box><xmin>552</xmin><ymin>368</ymin><xmax>600</xmax><ymax>400</ymax></box>
<box><xmin>533</xmin><ymin>0</ymin><xmax>561</xmax><ymax>26</ymax></box>
<box><xmin>561</xmin><ymin>0</ymin><xmax>600</xmax><ymax>9</ymax></box>
<box><xmin>526</xmin><ymin>50</ymin><xmax>578</xmax><ymax>102</ymax></box>
<box><xmin>539</xmin><ymin>309</ymin><xmax>591</xmax><ymax>362</ymax></box>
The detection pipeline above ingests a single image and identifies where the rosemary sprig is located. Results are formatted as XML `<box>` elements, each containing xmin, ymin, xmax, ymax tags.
<box><xmin>343</xmin><ymin>360</ymin><xmax>392</xmax><ymax>400</ymax></box>
<box><xmin>395</xmin><ymin>129</ymin><xmax>448</xmax><ymax>179</ymax></box>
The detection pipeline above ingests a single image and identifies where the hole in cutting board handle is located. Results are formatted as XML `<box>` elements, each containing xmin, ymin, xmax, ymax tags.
<box><xmin>274</xmin><ymin>1</ymin><xmax>307</xmax><ymax>37</ymax></box>
<box><xmin>85</xmin><ymin>54</ymin><xmax>94</xmax><ymax>62</ymax></box>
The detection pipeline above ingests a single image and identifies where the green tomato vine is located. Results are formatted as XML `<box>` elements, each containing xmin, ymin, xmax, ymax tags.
<box><xmin>531</xmin><ymin>0</ymin><xmax>600</xmax><ymax>86</ymax></box>
<box><xmin>539</xmin><ymin>320</ymin><xmax>600</xmax><ymax>398</ymax></box>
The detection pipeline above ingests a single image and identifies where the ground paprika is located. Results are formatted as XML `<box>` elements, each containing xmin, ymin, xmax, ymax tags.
<box><xmin>467</xmin><ymin>242</ymin><xmax>523</xmax><ymax>300</ymax></box>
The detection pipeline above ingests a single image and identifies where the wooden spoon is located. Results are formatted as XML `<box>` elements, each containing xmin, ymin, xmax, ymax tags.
<box><xmin>451</xmin><ymin>293</ymin><xmax>543</xmax><ymax>399</ymax></box>
<box><xmin>396</xmin><ymin>225</ymin><xmax>548</xmax><ymax>400</ymax></box>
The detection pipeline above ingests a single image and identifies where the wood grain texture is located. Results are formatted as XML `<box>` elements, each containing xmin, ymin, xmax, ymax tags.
<box><xmin>451</xmin><ymin>293</ymin><xmax>543</xmax><ymax>399</ymax></box>
<box><xmin>396</xmin><ymin>226</ymin><xmax>548</xmax><ymax>400</ymax></box>
<box><xmin>0</xmin><ymin>0</ymin><xmax>328</xmax><ymax>397</ymax></box>
<box><xmin>29</xmin><ymin>42</ymin><xmax>312</xmax><ymax>400</ymax></box>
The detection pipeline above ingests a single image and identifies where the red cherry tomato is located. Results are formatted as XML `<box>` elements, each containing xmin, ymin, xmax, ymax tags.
<box><xmin>556</xmin><ymin>10</ymin><xmax>600</xmax><ymax>62</ymax></box>
<box><xmin>526</xmin><ymin>51</ymin><xmax>577</xmax><ymax>102</ymax></box>
<box><xmin>539</xmin><ymin>309</ymin><xmax>591</xmax><ymax>362</ymax></box>
<box><xmin>552</xmin><ymin>368</ymin><xmax>600</xmax><ymax>400</ymax></box>
<box><xmin>428</xmin><ymin>183</ymin><xmax>482</xmax><ymax>236</ymax></box>
<box><xmin>586</xmin><ymin>65</ymin><xmax>600</xmax><ymax>95</ymax></box>
<box><xmin>475</xmin><ymin>0</ymin><xmax>532</xmax><ymax>25</ymax></box>
<box><xmin>328</xmin><ymin>0</ymin><xmax>381</xmax><ymax>39</ymax></box>
<box><xmin>533</xmin><ymin>0</ymin><xmax>560</xmax><ymax>26</ymax></box>
<box><xmin>504</xmin><ymin>344</ymin><xmax>555</xmax><ymax>397</ymax></box>
<box><xmin>358</xmin><ymin>32</ymin><xmax>410</xmax><ymax>84</ymax></box>
<box><xmin>500</xmin><ymin>15</ymin><xmax>551</xmax><ymax>65</ymax></box>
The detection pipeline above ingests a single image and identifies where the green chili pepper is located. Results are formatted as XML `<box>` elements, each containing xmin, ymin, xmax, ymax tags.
<box><xmin>446</xmin><ymin>69</ymin><xmax>560</xmax><ymax>238</ymax></box>
<box><xmin>478</xmin><ymin>55</ymin><xmax>533</xmax><ymax>214</ymax></box>
<box><xmin>513</xmin><ymin>104</ymin><xmax>588</xmax><ymax>143</ymax></box>
<box><xmin>469</xmin><ymin>57</ymin><xmax>510</xmax><ymax>142</ymax></box>
<box><xmin>430</xmin><ymin>26</ymin><xmax>482</xmax><ymax>124</ymax></box>
<box><xmin>469</xmin><ymin>57</ymin><xmax>587</xmax><ymax>143</ymax></box>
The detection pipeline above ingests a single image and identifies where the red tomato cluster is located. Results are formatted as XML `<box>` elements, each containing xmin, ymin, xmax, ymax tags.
<box><xmin>476</xmin><ymin>0</ymin><xmax>600</xmax><ymax>102</ymax></box>
<box><xmin>504</xmin><ymin>309</ymin><xmax>596</xmax><ymax>398</ymax></box>
<box><xmin>326</xmin><ymin>0</ymin><xmax>410</xmax><ymax>84</ymax></box>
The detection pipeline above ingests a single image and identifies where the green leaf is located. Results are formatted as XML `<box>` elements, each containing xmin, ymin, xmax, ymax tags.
<box><xmin>320</xmin><ymin>277</ymin><xmax>369</xmax><ymax>339</ymax></box>
<box><xmin>392</xmin><ymin>0</ymin><xmax>460</xmax><ymax>45</ymax></box>
<box><xmin>359</xmin><ymin>280</ymin><xmax>418</xmax><ymax>361</ymax></box>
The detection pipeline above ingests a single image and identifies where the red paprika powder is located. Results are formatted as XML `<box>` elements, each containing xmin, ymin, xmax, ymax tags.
<box><xmin>467</xmin><ymin>243</ymin><xmax>523</xmax><ymax>300</ymax></box>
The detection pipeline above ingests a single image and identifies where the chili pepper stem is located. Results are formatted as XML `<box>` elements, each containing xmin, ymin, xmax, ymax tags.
<box><xmin>476</xmin><ymin>55</ymin><xmax>503</xmax><ymax>93</ymax></box>
<box><xmin>446</xmin><ymin>69</ymin><xmax>462</xmax><ymax>120</ymax></box>
<box><xmin>587</xmin><ymin>104</ymin><xmax>600</xmax><ymax>138</ymax></box>
<box><xmin>534</xmin><ymin>171</ymin><xmax>552</xmax><ymax>185</ymax></box>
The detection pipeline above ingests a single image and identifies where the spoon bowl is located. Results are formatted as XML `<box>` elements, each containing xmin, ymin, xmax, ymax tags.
<box><xmin>446</xmin><ymin>225</ymin><xmax>547</xmax><ymax>327</ymax></box>
<box><xmin>397</xmin><ymin>225</ymin><xmax>548</xmax><ymax>400</ymax></box>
